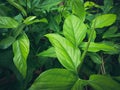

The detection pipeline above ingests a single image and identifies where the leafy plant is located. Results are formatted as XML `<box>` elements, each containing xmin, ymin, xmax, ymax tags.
<box><xmin>0</xmin><ymin>0</ymin><xmax>120</xmax><ymax>90</ymax></box>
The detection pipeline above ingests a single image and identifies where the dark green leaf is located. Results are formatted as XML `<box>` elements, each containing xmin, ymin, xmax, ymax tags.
<box><xmin>12</xmin><ymin>32</ymin><xmax>29</xmax><ymax>78</ymax></box>
<box><xmin>88</xmin><ymin>75</ymin><xmax>120</xmax><ymax>90</ymax></box>
<box><xmin>103</xmin><ymin>26</ymin><xmax>120</xmax><ymax>38</ymax></box>
<box><xmin>29</xmin><ymin>69</ymin><xmax>78</xmax><ymax>90</ymax></box>
<box><xmin>45</xmin><ymin>34</ymin><xmax>81</xmax><ymax>73</ymax></box>
<box><xmin>7</xmin><ymin>0</ymin><xmax>27</xmax><ymax>16</ymax></box>
<box><xmin>63</xmin><ymin>15</ymin><xmax>87</xmax><ymax>46</ymax></box>
<box><xmin>0</xmin><ymin>36</ymin><xmax>15</xmax><ymax>49</ymax></box>
<box><xmin>37</xmin><ymin>0</ymin><xmax>63</xmax><ymax>11</ymax></box>
<box><xmin>88</xmin><ymin>53</ymin><xmax>102</xmax><ymax>64</ymax></box>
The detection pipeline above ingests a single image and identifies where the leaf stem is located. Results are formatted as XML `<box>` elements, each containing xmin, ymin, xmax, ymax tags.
<box><xmin>78</xmin><ymin>27</ymin><xmax>95</xmax><ymax>73</ymax></box>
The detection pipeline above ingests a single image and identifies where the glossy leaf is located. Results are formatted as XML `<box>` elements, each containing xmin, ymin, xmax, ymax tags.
<box><xmin>12</xmin><ymin>32</ymin><xmax>29</xmax><ymax>78</ymax></box>
<box><xmin>92</xmin><ymin>14</ymin><xmax>116</xmax><ymax>28</ymax></box>
<box><xmin>0</xmin><ymin>16</ymin><xmax>19</xmax><ymax>28</ymax></box>
<box><xmin>23</xmin><ymin>16</ymin><xmax>37</xmax><ymax>24</ymax></box>
<box><xmin>88</xmin><ymin>75</ymin><xmax>120</xmax><ymax>90</ymax></box>
<box><xmin>63</xmin><ymin>15</ymin><xmax>87</xmax><ymax>47</ymax></box>
<box><xmin>72</xmin><ymin>0</ymin><xmax>86</xmax><ymax>21</ymax></box>
<box><xmin>29</xmin><ymin>69</ymin><xmax>78</xmax><ymax>90</ymax></box>
<box><xmin>45</xmin><ymin>34</ymin><xmax>81</xmax><ymax>73</ymax></box>
<box><xmin>37</xmin><ymin>47</ymin><xmax>56</xmax><ymax>58</ymax></box>
<box><xmin>23</xmin><ymin>16</ymin><xmax>48</xmax><ymax>25</ymax></box>
<box><xmin>0</xmin><ymin>36</ymin><xmax>15</xmax><ymax>49</ymax></box>
<box><xmin>80</xmin><ymin>42</ymin><xmax>118</xmax><ymax>53</ymax></box>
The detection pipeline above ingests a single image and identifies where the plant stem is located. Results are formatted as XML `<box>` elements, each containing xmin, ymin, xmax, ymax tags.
<box><xmin>78</xmin><ymin>27</ymin><xmax>95</xmax><ymax>73</ymax></box>
<box><xmin>101</xmin><ymin>56</ymin><xmax>106</xmax><ymax>74</ymax></box>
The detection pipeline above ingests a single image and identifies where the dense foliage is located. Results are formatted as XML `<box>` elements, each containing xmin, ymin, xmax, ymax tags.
<box><xmin>0</xmin><ymin>0</ymin><xmax>120</xmax><ymax>90</ymax></box>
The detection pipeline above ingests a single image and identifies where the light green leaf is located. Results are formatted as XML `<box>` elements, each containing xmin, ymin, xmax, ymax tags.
<box><xmin>37</xmin><ymin>47</ymin><xmax>56</xmax><ymax>58</ymax></box>
<box><xmin>0</xmin><ymin>16</ymin><xmax>19</xmax><ymax>28</ymax></box>
<box><xmin>45</xmin><ymin>34</ymin><xmax>81</xmax><ymax>73</ymax></box>
<box><xmin>88</xmin><ymin>53</ymin><xmax>102</xmax><ymax>64</ymax></box>
<box><xmin>63</xmin><ymin>15</ymin><xmax>87</xmax><ymax>47</ymax></box>
<box><xmin>12</xmin><ymin>32</ymin><xmax>29</xmax><ymax>78</ymax></box>
<box><xmin>88</xmin><ymin>75</ymin><xmax>120</xmax><ymax>90</ymax></box>
<box><xmin>80</xmin><ymin>42</ymin><xmax>118</xmax><ymax>53</ymax></box>
<box><xmin>7</xmin><ymin>0</ymin><xmax>27</xmax><ymax>16</ymax></box>
<box><xmin>23</xmin><ymin>16</ymin><xmax>36</xmax><ymax>24</ymax></box>
<box><xmin>0</xmin><ymin>36</ymin><xmax>15</xmax><ymax>49</ymax></box>
<box><xmin>92</xmin><ymin>14</ymin><xmax>116</xmax><ymax>28</ymax></box>
<box><xmin>24</xmin><ymin>17</ymin><xmax>48</xmax><ymax>25</ymax></box>
<box><xmin>72</xmin><ymin>0</ymin><xmax>86</xmax><ymax>21</ymax></box>
<box><xmin>29</xmin><ymin>69</ymin><xmax>78</xmax><ymax>90</ymax></box>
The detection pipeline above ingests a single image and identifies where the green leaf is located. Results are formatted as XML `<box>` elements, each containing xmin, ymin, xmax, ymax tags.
<box><xmin>92</xmin><ymin>14</ymin><xmax>116</xmax><ymax>28</ymax></box>
<box><xmin>71</xmin><ymin>79</ymin><xmax>88</xmax><ymax>90</ymax></box>
<box><xmin>12</xmin><ymin>24</ymin><xmax>26</xmax><ymax>38</ymax></box>
<box><xmin>103</xmin><ymin>0</ymin><xmax>113</xmax><ymax>13</ymax></box>
<box><xmin>38</xmin><ymin>0</ymin><xmax>63</xmax><ymax>11</ymax></box>
<box><xmin>72</xmin><ymin>0</ymin><xmax>86</xmax><ymax>21</ymax></box>
<box><xmin>7</xmin><ymin>0</ymin><xmax>27</xmax><ymax>16</ymax></box>
<box><xmin>0</xmin><ymin>36</ymin><xmax>15</xmax><ymax>49</ymax></box>
<box><xmin>63</xmin><ymin>15</ymin><xmax>87</xmax><ymax>47</ymax></box>
<box><xmin>80</xmin><ymin>42</ymin><xmax>118</xmax><ymax>53</ymax></box>
<box><xmin>29</xmin><ymin>69</ymin><xmax>78</xmax><ymax>90</ymax></box>
<box><xmin>12</xmin><ymin>32</ymin><xmax>29</xmax><ymax>78</ymax></box>
<box><xmin>45</xmin><ymin>34</ymin><xmax>81</xmax><ymax>73</ymax></box>
<box><xmin>0</xmin><ymin>16</ymin><xmax>19</xmax><ymax>28</ymax></box>
<box><xmin>23</xmin><ymin>16</ymin><xmax>37</xmax><ymax>24</ymax></box>
<box><xmin>88</xmin><ymin>75</ymin><xmax>120</xmax><ymax>90</ymax></box>
<box><xmin>37</xmin><ymin>47</ymin><xmax>56</xmax><ymax>58</ymax></box>
<box><xmin>103</xmin><ymin>26</ymin><xmax>118</xmax><ymax>38</ymax></box>
<box><xmin>88</xmin><ymin>53</ymin><xmax>102</xmax><ymax>64</ymax></box>
<box><xmin>24</xmin><ymin>16</ymin><xmax>48</xmax><ymax>25</ymax></box>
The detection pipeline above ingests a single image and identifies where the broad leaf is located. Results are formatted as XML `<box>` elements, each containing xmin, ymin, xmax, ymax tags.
<box><xmin>29</xmin><ymin>69</ymin><xmax>78</xmax><ymax>90</ymax></box>
<box><xmin>72</xmin><ymin>0</ymin><xmax>86</xmax><ymax>21</ymax></box>
<box><xmin>80</xmin><ymin>42</ymin><xmax>118</xmax><ymax>53</ymax></box>
<box><xmin>37</xmin><ymin>47</ymin><xmax>56</xmax><ymax>58</ymax></box>
<box><xmin>88</xmin><ymin>75</ymin><xmax>120</xmax><ymax>90</ymax></box>
<box><xmin>45</xmin><ymin>34</ymin><xmax>81</xmax><ymax>73</ymax></box>
<box><xmin>12</xmin><ymin>32</ymin><xmax>29</xmax><ymax>78</ymax></box>
<box><xmin>0</xmin><ymin>36</ymin><xmax>15</xmax><ymax>49</ymax></box>
<box><xmin>63</xmin><ymin>15</ymin><xmax>87</xmax><ymax>47</ymax></box>
<box><xmin>0</xmin><ymin>16</ymin><xmax>19</xmax><ymax>28</ymax></box>
<box><xmin>92</xmin><ymin>14</ymin><xmax>116</xmax><ymax>28</ymax></box>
